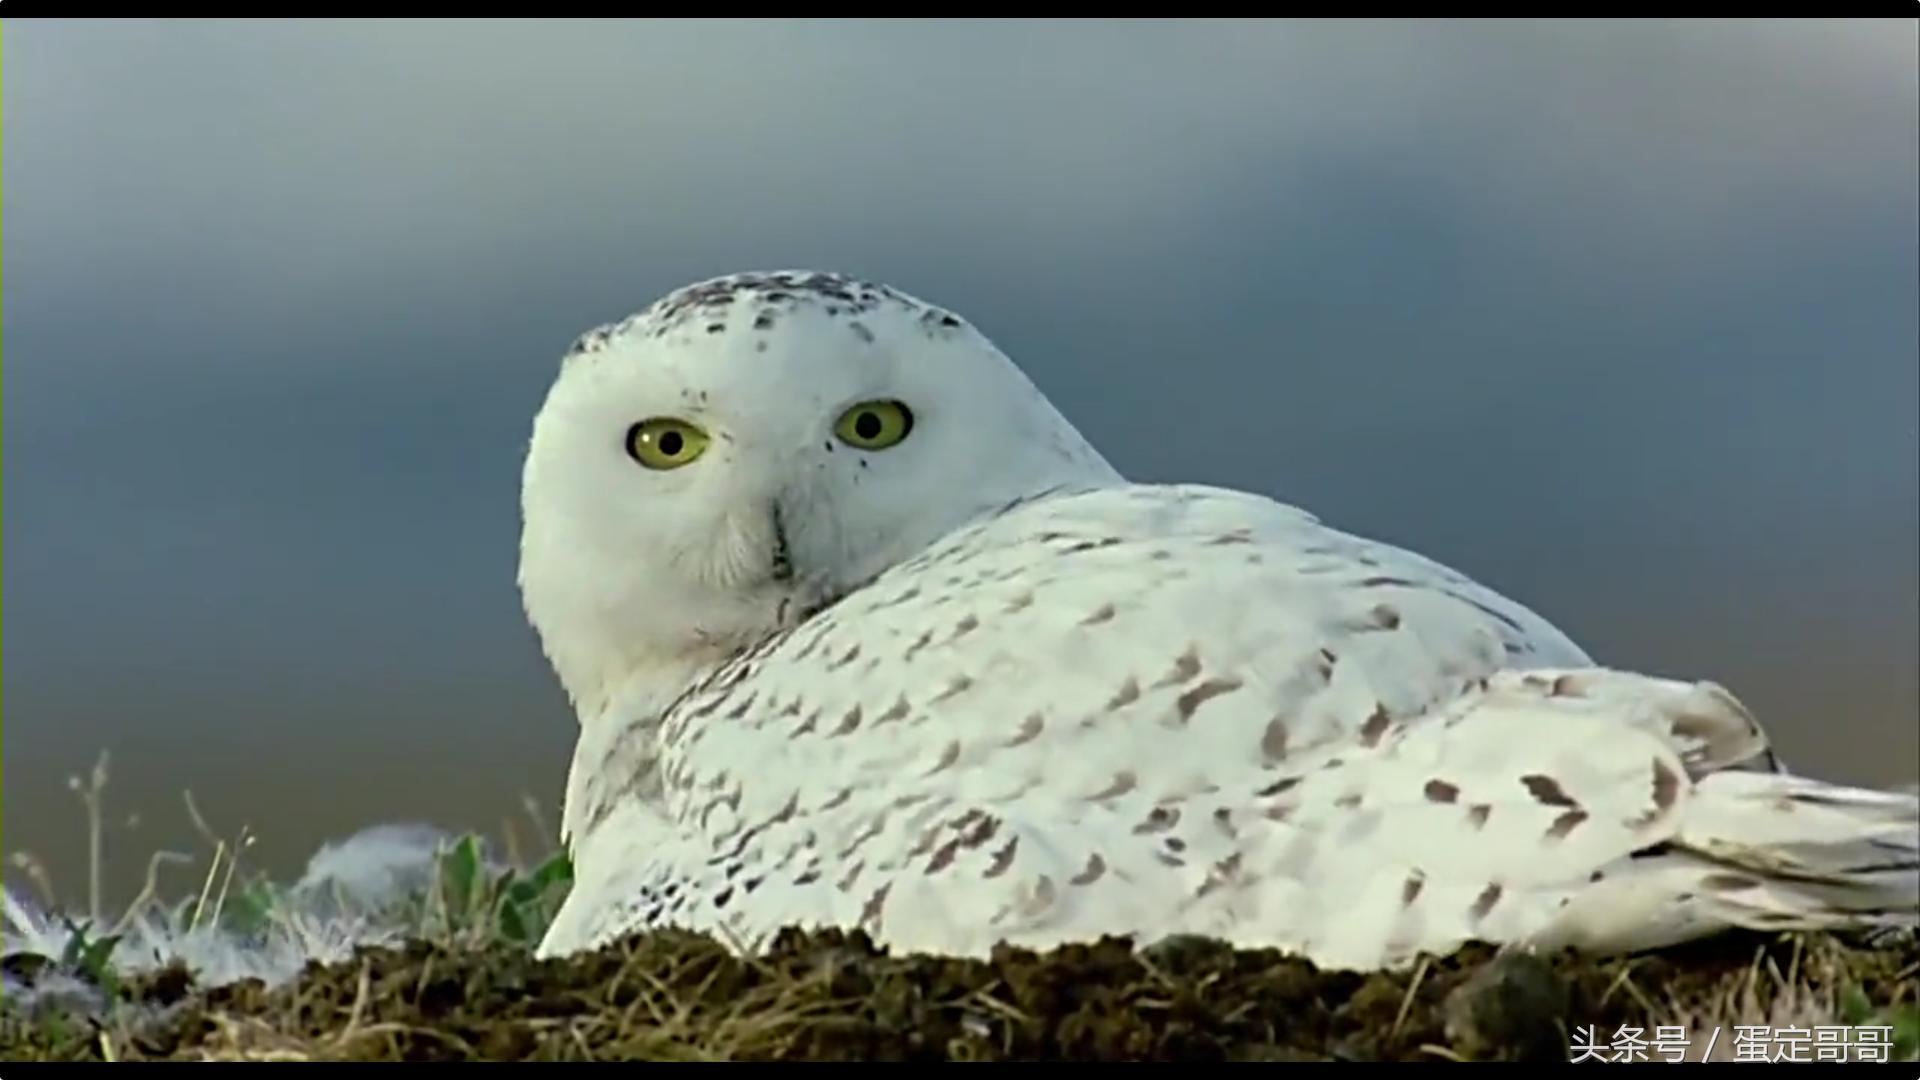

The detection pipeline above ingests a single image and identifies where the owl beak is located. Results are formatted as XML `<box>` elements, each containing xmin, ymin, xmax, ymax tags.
<box><xmin>769</xmin><ymin>500</ymin><xmax>794</xmax><ymax>583</ymax></box>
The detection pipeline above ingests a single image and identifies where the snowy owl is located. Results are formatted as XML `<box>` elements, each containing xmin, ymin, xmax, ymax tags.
<box><xmin>518</xmin><ymin>270</ymin><xmax>1917</xmax><ymax>972</ymax></box>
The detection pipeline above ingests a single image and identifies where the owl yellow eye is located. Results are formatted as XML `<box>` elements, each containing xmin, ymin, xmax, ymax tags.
<box><xmin>626</xmin><ymin>417</ymin><xmax>711</xmax><ymax>470</ymax></box>
<box><xmin>834</xmin><ymin>400</ymin><xmax>914</xmax><ymax>451</ymax></box>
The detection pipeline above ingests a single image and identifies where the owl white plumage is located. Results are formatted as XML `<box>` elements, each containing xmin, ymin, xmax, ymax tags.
<box><xmin>518</xmin><ymin>271</ymin><xmax>1918</xmax><ymax>972</ymax></box>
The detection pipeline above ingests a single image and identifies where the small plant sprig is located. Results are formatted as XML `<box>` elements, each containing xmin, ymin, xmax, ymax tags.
<box><xmin>55</xmin><ymin>918</ymin><xmax>125</xmax><ymax>1004</ymax></box>
<box><xmin>424</xmin><ymin>834</ymin><xmax>573</xmax><ymax>949</ymax></box>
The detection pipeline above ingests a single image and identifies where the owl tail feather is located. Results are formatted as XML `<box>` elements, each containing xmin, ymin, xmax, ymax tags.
<box><xmin>1534</xmin><ymin>770</ymin><xmax>1919</xmax><ymax>958</ymax></box>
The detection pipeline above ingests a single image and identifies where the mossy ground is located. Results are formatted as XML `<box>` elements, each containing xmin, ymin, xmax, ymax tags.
<box><xmin>4</xmin><ymin>926</ymin><xmax>1915</xmax><ymax>1062</ymax></box>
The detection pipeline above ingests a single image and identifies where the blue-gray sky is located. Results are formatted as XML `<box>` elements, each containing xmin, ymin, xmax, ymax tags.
<box><xmin>5</xmin><ymin>19</ymin><xmax>1916</xmax><ymax>907</ymax></box>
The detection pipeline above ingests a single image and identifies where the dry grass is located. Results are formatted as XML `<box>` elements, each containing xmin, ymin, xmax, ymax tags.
<box><xmin>4</xmin><ymin>754</ymin><xmax>1915</xmax><ymax>1062</ymax></box>
<box><xmin>4</xmin><ymin>924</ymin><xmax>1915</xmax><ymax>1062</ymax></box>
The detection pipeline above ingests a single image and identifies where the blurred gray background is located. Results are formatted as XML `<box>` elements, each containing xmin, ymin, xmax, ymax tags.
<box><xmin>5</xmin><ymin>19</ymin><xmax>1916</xmax><ymax>910</ymax></box>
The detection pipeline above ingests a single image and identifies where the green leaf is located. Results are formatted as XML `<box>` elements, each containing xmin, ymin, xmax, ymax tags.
<box><xmin>1841</xmin><ymin>985</ymin><xmax>1873</xmax><ymax>1025</ymax></box>
<box><xmin>440</xmin><ymin>835</ymin><xmax>483</xmax><ymax>920</ymax></box>
<box><xmin>221</xmin><ymin>882</ymin><xmax>279</xmax><ymax>937</ymax></box>
<box><xmin>54</xmin><ymin>921</ymin><xmax>123</xmax><ymax>1004</ymax></box>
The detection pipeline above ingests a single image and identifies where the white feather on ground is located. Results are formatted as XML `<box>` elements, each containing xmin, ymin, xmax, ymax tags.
<box><xmin>1</xmin><ymin>823</ymin><xmax>489</xmax><ymax>1003</ymax></box>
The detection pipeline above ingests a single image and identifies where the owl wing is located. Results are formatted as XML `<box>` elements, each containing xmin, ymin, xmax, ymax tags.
<box><xmin>541</xmin><ymin>484</ymin><xmax>1915</xmax><ymax>969</ymax></box>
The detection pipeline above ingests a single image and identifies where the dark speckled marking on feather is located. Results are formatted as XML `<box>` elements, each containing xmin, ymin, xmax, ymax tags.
<box><xmin>562</xmin><ymin>270</ymin><xmax>966</xmax><ymax>360</ymax></box>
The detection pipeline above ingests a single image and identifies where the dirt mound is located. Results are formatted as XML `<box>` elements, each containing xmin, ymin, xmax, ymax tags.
<box><xmin>5</xmin><ymin>927</ymin><xmax>1915</xmax><ymax>1061</ymax></box>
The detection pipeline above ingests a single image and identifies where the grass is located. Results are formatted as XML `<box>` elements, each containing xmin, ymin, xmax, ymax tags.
<box><xmin>3</xmin><ymin>753</ymin><xmax>1915</xmax><ymax>1062</ymax></box>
